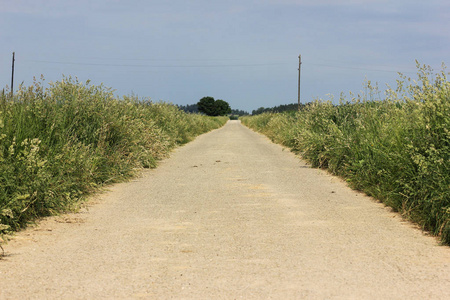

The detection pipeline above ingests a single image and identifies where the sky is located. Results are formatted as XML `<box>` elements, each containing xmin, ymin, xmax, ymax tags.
<box><xmin>1</xmin><ymin>0</ymin><xmax>449</xmax><ymax>112</ymax></box>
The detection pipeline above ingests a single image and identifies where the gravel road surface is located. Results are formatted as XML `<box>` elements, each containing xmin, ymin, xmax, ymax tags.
<box><xmin>1</xmin><ymin>120</ymin><xmax>449</xmax><ymax>299</ymax></box>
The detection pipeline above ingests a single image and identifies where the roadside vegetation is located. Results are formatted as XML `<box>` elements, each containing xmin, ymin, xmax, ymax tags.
<box><xmin>0</xmin><ymin>77</ymin><xmax>227</xmax><ymax>236</ymax></box>
<box><xmin>241</xmin><ymin>63</ymin><xmax>450</xmax><ymax>245</ymax></box>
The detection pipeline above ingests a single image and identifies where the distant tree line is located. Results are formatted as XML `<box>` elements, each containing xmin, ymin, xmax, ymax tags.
<box><xmin>179</xmin><ymin>101</ymin><xmax>307</xmax><ymax>116</ymax></box>
<box><xmin>177</xmin><ymin>99</ymin><xmax>250</xmax><ymax>116</ymax></box>
<box><xmin>230</xmin><ymin>109</ymin><xmax>249</xmax><ymax>116</ymax></box>
<box><xmin>251</xmin><ymin>103</ymin><xmax>305</xmax><ymax>115</ymax></box>
<box><xmin>177</xmin><ymin>104</ymin><xmax>199</xmax><ymax>113</ymax></box>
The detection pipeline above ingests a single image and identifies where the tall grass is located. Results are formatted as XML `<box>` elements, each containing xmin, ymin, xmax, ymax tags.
<box><xmin>0</xmin><ymin>76</ymin><xmax>227</xmax><ymax>235</ymax></box>
<box><xmin>241</xmin><ymin>63</ymin><xmax>450</xmax><ymax>245</ymax></box>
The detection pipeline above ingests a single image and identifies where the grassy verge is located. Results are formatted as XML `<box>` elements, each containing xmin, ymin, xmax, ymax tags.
<box><xmin>241</xmin><ymin>64</ymin><xmax>450</xmax><ymax>245</ymax></box>
<box><xmin>0</xmin><ymin>76</ymin><xmax>227</xmax><ymax>236</ymax></box>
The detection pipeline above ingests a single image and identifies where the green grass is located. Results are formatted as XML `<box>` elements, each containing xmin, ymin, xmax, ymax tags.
<box><xmin>241</xmin><ymin>63</ymin><xmax>450</xmax><ymax>245</ymax></box>
<box><xmin>0</xmin><ymin>76</ymin><xmax>227</xmax><ymax>236</ymax></box>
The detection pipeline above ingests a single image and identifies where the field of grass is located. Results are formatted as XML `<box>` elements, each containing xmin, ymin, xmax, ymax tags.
<box><xmin>0</xmin><ymin>76</ymin><xmax>227</xmax><ymax>235</ymax></box>
<box><xmin>241</xmin><ymin>64</ymin><xmax>450</xmax><ymax>245</ymax></box>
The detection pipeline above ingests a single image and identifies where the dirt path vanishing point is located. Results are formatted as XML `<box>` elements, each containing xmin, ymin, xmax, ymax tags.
<box><xmin>1</xmin><ymin>120</ymin><xmax>449</xmax><ymax>299</ymax></box>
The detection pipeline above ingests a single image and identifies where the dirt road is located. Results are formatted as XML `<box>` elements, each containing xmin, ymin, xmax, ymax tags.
<box><xmin>1</xmin><ymin>120</ymin><xmax>449</xmax><ymax>299</ymax></box>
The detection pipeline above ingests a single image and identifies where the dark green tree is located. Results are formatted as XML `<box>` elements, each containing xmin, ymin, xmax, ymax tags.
<box><xmin>197</xmin><ymin>96</ymin><xmax>216</xmax><ymax>116</ymax></box>
<box><xmin>197</xmin><ymin>97</ymin><xmax>232</xmax><ymax>116</ymax></box>
<box><xmin>214</xmin><ymin>99</ymin><xmax>231</xmax><ymax>116</ymax></box>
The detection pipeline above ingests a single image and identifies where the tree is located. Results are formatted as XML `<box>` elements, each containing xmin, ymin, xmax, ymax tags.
<box><xmin>214</xmin><ymin>99</ymin><xmax>231</xmax><ymax>116</ymax></box>
<box><xmin>197</xmin><ymin>96</ymin><xmax>231</xmax><ymax>116</ymax></box>
<box><xmin>197</xmin><ymin>96</ymin><xmax>216</xmax><ymax>116</ymax></box>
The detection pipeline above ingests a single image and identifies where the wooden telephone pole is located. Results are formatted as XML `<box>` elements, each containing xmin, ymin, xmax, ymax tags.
<box><xmin>298</xmin><ymin>54</ymin><xmax>302</xmax><ymax>110</ymax></box>
<box><xmin>11</xmin><ymin>52</ymin><xmax>15</xmax><ymax>96</ymax></box>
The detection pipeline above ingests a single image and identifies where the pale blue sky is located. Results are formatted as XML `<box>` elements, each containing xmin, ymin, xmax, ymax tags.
<box><xmin>1</xmin><ymin>0</ymin><xmax>449</xmax><ymax>112</ymax></box>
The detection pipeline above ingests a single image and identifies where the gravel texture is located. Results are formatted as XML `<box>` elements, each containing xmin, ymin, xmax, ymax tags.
<box><xmin>0</xmin><ymin>120</ymin><xmax>449</xmax><ymax>299</ymax></box>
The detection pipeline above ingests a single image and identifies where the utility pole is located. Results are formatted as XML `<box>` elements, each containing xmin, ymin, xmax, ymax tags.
<box><xmin>11</xmin><ymin>52</ymin><xmax>15</xmax><ymax>96</ymax></box>
<box><xmin>298</xmin><ymin>54</ymin><xmax>302</xmax><ymax>110</ymax></box>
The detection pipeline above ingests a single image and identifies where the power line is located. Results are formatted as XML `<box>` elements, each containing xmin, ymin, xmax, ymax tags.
<box><xmin>306</xmin><ymin>62</ymin><xmax>417</xmax><ymax>74</ymax></box>
<box><xmin>64</xmin><ymin>57</ymin><xmax>254</xmax><ymax>62</ymax></box>
<box><xmin>24</xmin><ymin>57</ymin><xmax>421</xmax><ymax>73</ymax></box>
<box><xmin>26</xmin><ymin>59</ymin><xmax>289</xmax><ymax>68</ymax></box>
